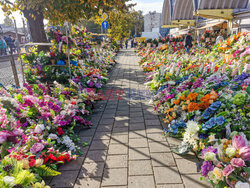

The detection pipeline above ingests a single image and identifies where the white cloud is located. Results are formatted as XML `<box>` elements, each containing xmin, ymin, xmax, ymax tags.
<box><xmin>131</xmin><ymin>0</ymin><xmax>164</xmax><ymax>14</ymax></box>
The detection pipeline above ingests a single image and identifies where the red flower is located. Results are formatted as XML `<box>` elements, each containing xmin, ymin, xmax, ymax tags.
<box><xmin>56</xmin><ymin>155</ymin><xmax>65</xmax><ymax>162</ymax></box>
<box><xmin>29</xmin><ymin>159</ymin><xmax>36</xmax><ymax>167</ymax></box>
<box><xmin>214</xmin><ymin>66</ymin><xmax>219</xmax><ymax>72</ymax></box>
<box><xmin>48</xmin><ymin>153</ymin><xmax>57</xmax><ymax>161</ymax></box>
<box><xmin>57</xmin><ymin>127</ymin><xmax>65</xmax><ymax>135</ymax></box>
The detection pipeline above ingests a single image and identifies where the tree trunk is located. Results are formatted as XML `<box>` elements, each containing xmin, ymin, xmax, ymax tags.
<box><xmin>23</xmin><ymin>9</ymin><xmax>49</xmax><ymax>51</ymax></box>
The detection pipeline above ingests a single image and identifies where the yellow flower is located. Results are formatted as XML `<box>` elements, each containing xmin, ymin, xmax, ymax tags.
<box><xmin>213</xmin><ymin>167</ymin><xmax>223</xmax><ymax>180</ymax></box>
<box><xmin>35</xmin><ymin>159</ymin><xmax>44</xmax><ymax>167</ymax></box>
<box><xmin>32</xmin><ymin>180</ymin><xmax>50</xmax><ymax>188</ymax></box>
<box><xmin>21</xmin><ymin>159</ymin><xmax>30</xmax><ymax>169</ymax></box>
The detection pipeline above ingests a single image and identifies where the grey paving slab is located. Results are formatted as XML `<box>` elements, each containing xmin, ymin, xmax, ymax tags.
<box><xmin>129</xmin><ymin>160</ymin><xmax>153</xmax><ymax>175</ymax></box>
<box><xmin>49</xmin><ymin>50</ymin><xmax>205</xmax><ymax>188</ymax></box>
<box><xmin>106</xmin><ymin>155</ymin><xmax>128</xmax><ymax>168</ymax></box>
<box><xmin>102</xmin><ymin>168</ymin><xmax>128</xmax><ymax>186</ymax></box>
<box><xmin>128</xmin><ymin>176</ymin><xmax>155</xmax><ymax>188</ymax></box>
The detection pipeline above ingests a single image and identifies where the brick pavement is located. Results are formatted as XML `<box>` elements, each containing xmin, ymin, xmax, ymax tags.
<box><xmin>49</xmin><ymin>50</ymin><xmax>211</xmax><ymax>188</ymax></box>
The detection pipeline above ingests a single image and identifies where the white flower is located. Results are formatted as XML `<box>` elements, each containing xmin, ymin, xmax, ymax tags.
<box><xmin>235</xmin><ymin>181</ymin><xmax>249</xmax><ymax>188</ymax></box>
<box><xmin>3</xmin><ymin>176</ymin><xmax>15</xmax><ymax>185</ymax></box>
<box><xmin>34</xmin><ymin>124</ymin><xmax>45</xmax><ymax>134</ymax></box>
<box><xmin>48</xmin><ymin>134</ymin><xmax>59</xmax><ymax>140</ymax></box>
<box><xmin>186</xmin><ymin>121</ymin><xmax>199</xmax><ymax>135</ymax></box>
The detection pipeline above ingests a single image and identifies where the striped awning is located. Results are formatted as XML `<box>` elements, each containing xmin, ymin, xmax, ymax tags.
<box><xmin>197</xmin><ymin>0</ymin><xmax>249</xmax><ymax>10</ymax></box>
<box><xmin>172</xmin><ymin>0</ymin><xmax>195</xmax><ymax>20</ymax></box>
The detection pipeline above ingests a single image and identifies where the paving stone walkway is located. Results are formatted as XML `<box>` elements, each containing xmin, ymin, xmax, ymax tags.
<box><xmin>49</xmin><ymin>50</ymin><xmax>211</xmax><ymax>188</ymax></box>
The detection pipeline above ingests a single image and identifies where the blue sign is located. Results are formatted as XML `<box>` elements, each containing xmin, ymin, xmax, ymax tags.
<box><xmin>102</xmin><ymin>21</ymin><xmax>109</xmax><ymax>29</ymax></box>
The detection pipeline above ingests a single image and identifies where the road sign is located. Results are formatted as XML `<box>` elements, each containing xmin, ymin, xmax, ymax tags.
<box><xmin>102</xmin><ymin>21</ymin><xmax>109</xmax><ymax>29</ymax></box>
<box><xmin>102</xmin><ymin>13</ymin><xmax>108</xmax><ymax>20</ymax></box>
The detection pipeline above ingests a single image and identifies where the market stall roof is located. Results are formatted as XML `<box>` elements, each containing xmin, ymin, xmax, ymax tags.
<box><xmin>196</xmin><ymin>0</ymin><xmax>249</xmax><ymax>10</ymax></box>
<box><xmin>197</xmin><ymin>20</ymin><xmax>225</xmax><ymax>30</ymax></box>
<box><xmin>172</xmin><ymin>0</ymin><xmax>195</xmax><ymax>21</ymax></box>
<box><xmin>162</xmin><ymin>0</ymin><xmax>174</xmax><ymax>26</ymax></box>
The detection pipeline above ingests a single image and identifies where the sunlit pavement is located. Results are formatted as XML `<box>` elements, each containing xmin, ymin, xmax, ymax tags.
<box><xmin>49</xmin><ymin>49</ymin><xmax>211</xmax><ymax>188</ymax></box>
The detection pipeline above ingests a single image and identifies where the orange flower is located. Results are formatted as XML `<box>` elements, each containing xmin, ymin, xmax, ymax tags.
<box><xmin>187</xmin><ymin>93</ymin><xmax>198</xmax><ymax>101</ymax></box>
<box><xmin>210</xmin><ymin>90</ymin><xmax>218</xmax><ymax>100</ymax></box>
<box><xmin>173</xmin><ymin>99</ymin><xmax>180</xmax><ymax>105</ymax></box>
<box><xmin>198</xmin><ymin>102</ymin><xmax>210</xmax><ymax>110</ymax></box>
<box><xmin>179</xmin><ymin>95</ymin><xmax>185</xmax><ymax>101</ymax></box>
<box><xmin>187</xmin><ymin>102</ymin><xmax>199</xmax><ymax>112</ymax></box>
<box><xmin>200</xmin><ymin>94</ymin><xmax>211</xmax><ymax>102</ymax></box>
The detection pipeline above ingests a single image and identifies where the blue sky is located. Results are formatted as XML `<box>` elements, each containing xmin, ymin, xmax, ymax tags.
<box><xmin>132</xmin><ymin>0</ymin><xmax>164</xmax><ymax>14</ymax></box>
<box><xmin>0</xmin><ymin>0</ymin><xmax>164</xmax><ymax>27</ymax></box>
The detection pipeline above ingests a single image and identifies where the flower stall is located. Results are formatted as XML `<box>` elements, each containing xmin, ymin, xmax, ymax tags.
<box><xmin>137</xmin><ymin>32</ymin><xmax>250</xmax><ymax>187</ymax></box>
<box><xmin>0</xmin><ymin>27</ymin><xmax>117</xmax><ymax>187</ymax></box>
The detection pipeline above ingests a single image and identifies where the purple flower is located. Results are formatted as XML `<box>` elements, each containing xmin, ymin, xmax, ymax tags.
<box><xmin>202</xmin><ymin>146</ymin><xmax>218</xmax><ymax>157</ymax></box>
<box><xmin>30</xmin><ymin>143</ymin><xmax>44</xmax><ymax>154</ymax></box>
<box><xmin>95</xmin><ymin>83</ymin><xmax>101</xmax><ymax>88</ymax></box>
<box><xmin>88</xmin><ymin>81</ymin><xmax>94</xmax><ymax>87</ymax></box>
<box><xmin>201</xmin><ymin>161</ymin><xmax>214</xmax><ymax>177</ymax></box>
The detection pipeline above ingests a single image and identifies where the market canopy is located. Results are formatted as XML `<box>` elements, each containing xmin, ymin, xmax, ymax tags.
<box><xmin>172</xmin><ymin>0</ymin><xmax>196</xmax><ymax>21</ymax></box>
<box><xmin>197</xmin><ymin>20</ymin><xmax>225</xmax><ymax>30</ymax></box>
<box><xmin>196</xmin><ymin>0</ymin><xmax>249</xmax><ymax>10</ymax></box>
<box><xmin>194</xmin><ymin>0</ymin><xmax>249</xmax><ymax>20</ymax></box>
<box><xmin>162</xmin><ymin>0</ymin><xmax>174</xmax><ymax>26</ymax></box>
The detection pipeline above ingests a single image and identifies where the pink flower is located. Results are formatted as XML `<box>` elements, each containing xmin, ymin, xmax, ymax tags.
<box><xmin>223</xmin><ymin>165</ymin><xmax>235</xmax><ymax>177</ymax></box>
<box><xmin>231</xmin><ymin>158</ymin><xmax>246</xmax><ymax>167</ymax></box>
<box><xmin>239</xmin><ymin>146</ymin><xmax>250</xmax><ymax>161</ymax></box>
<box><xmin>232</xmin><ymin>135</ymin><xmax>245</xmax><ymax>150</ymax></box>
<box><xmin>12</xmin><ymin>129</ymin><xmax>24</xmax><ymax>136</ymax></box>
<box><xmin>0</xmin><ymin>131</ymin><xmax>10</xmax><ymax>144</ymax></box>
<box><xmin>30</xmin><ymin>143</ymin><xmax>44</xmax><ymax>154</ymax></box>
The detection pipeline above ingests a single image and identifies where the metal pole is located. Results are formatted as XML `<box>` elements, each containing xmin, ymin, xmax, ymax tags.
<box><xmin>65</xmin><ymin>22</ymin><xmax>71</xmax><ymax>79</ymax></box>
<box><xmin>9</xmin><ymin>19</ymin><xmax>20</xmax><ymax>87</ymax></box>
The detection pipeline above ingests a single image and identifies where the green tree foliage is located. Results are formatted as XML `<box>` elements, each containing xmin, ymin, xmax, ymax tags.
<box><xmin>0</xmin><ymin>0</ymin><xmax>132</xmax><ymax>45</ymax></box>
<box><xmin>3</xmin><ymin>15</ymin><xmax>14</xmax><ymax>27</ymax></box>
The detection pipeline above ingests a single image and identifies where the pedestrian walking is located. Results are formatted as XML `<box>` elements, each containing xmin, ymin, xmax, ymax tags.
<box><xmin>131</xmin><ymin>39</ymin><xmax>134</xmax><ymax>48</ymax></box>
<box><xmin>125</xmin><ymin>39</ymin><xmax>128</xmax><ymax>49</ymax></box>
<box><xmin>134</xmin><ymin>39</ymin><xmax>137</xmax><ymax>48</ymax></box>
<box><xmin>120</xmin><ymin>40</ymin><xmax>123</xmax><ymax>49</ymax></box>
<box><xmin>5</xmin><ymin>35</ymin><xmax>14</xmax><ymax>54</ymax></box>
<box><xmin>0</xmin><ymin>36</ymin><xmax>7</xmax><ymax>56</ymax></box>
<box><xmin>184</xmin><ymin>31</ymin><xmax>193</xmax><ymax>54</ymax></box>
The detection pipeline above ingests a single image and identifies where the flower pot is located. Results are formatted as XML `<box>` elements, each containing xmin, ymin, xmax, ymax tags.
<box><xmin>205</xmin><ymin>38</ymin><xmax>210</xmax><ymax>42</ymax></box>
<box><xmin>65</xmin><ymin>60</ymin><xmax>69</xmax><ymax>65</ymax></box>
<box><xmin>212</xmin><ymin>38</ymin><xmax>215</xmax><ymax>42</ymax></box>
<box><xmin>51</xmin><ymin>59</ymin><xmax>55</xmax><ymax>65</ymax></box>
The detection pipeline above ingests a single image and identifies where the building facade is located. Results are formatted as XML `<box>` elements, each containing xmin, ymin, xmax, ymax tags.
<box><xmin>144</xmin><ymin>11</ymin><xmax>162</xmax><ymax>32</ymax></box>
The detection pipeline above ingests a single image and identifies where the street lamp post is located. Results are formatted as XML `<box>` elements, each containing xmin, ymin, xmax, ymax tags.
<box><xmin>0</xmin><ymin>26</ymin><xmax>3</xmax><ymax>36</ymax></box>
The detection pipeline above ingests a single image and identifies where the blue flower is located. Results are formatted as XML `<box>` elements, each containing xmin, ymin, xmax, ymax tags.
<box><xmin>57</xmin><ymin>60</ymin><xmax>65</xmax><ymax>65</ymax></box>
<box><xmin>209</xmin><ymin>101</ymin><xmax>221</xmax><ymax>111</ymax></box>
<box><xmin>198</xmin><ymin>133</ymin><xmax>208</xmax><ymax>139</ymax></box>
<box><xmin>208</xmin><ymin>117</ymin><xmax>216</xmax><ymax>127</ymax></box>
<box><xmin>216</xmin><ymin>116</ymin><xmax>225</xmax><ymax>125</ymax></box>
<box><xmin>202</xmin><ymin>108</ymin><xmax>214</xmax><ymax>119</ymax></box>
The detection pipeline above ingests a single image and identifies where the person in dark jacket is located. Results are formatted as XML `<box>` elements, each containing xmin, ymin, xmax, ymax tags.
<box><xmin>125</xmin><ymin>39</ymin><xmax>128</xmax><ymax>49</ymax></box>
<box><xmin>131</xmin><ymin>39</ymin><xmax>134</xmax><ymax>48</ymax></box>
<box><xmin>184</xmin><ymin>31</ymin><xmax>193</xmax><ymax>54</ymax></box>
<box><xmin>5</xmin><ymin>35</ymin><xmax>14</xmax><ymax>54</ymax></box>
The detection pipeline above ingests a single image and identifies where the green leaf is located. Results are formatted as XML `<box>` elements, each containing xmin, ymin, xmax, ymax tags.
<box><xmin>35</xmin><ymin>165</ymin><xmax>61</xmax><ymax>176</ymax></box>
<box><xmin>243</xmin><ymin>167</ymin><xmax>250</xmax><ymax>174</ymax></box>
<box><xmin>172</xmin><ymin>142</ymin><xmax>192</xmax><ymax>155</ymax></box>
